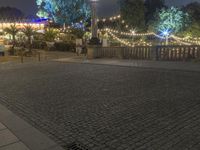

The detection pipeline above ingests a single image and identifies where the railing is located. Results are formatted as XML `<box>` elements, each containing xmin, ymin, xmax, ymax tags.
<box><xmin>156</xmin><ymin>46</ymin><xmax>200</xmax><ymax>61</ymax></box>
<box><xmin>93</xmin><ymin>46</ymin><xmax>200</xmax><ymax>61</ymax></box>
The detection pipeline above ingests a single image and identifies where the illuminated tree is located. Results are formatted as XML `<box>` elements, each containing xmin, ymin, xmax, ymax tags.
<box><xmin>36</xmin><ymin>0</ymin><xmax>91</xmax><ymax>25</ymax></box>
<box><xmin>22</xmin><ymin>26</ymin><xmax>36</xmax><ymax>52</ymax></box>
<box><xmin>181</xmin><ymin>22</ymin><xmax>200</xmax><ymax>37</ymax></box>
<box><xmin>4</xmin><ymin>24</ymin><xmax>20</xmax><ymax>54</ymax></box>
<box><xmin>44</xmin><ymin>28</ymin><xmax>58</xmax><ymax>42</ymax></box>
<box><xmin>152</xmin><ymin>7</ymin><xmax>189</xmax><ymax>35</ymax></box>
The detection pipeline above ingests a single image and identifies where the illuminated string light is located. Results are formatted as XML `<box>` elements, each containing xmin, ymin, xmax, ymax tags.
<box><xmin>171</xmin><ymin>35</ymin><xmax>200</xmax><ymax>45</ymax></box>
<box><xmin>0</xmin><ymin>22</ymin><xmax>45</xmax><ymax>30</ymax></box>
<box><xmin>100</xmin><ymin>28</ymin><xmax>155</xmax><ymax>37</ymax></box>
<box><xmin>170</xmin><ymin>36</ymin><xmax>192</xmax><ymax>45</ymax></box>
<box><xmin>104</xmin><ymin>28</ymin><xmax>152</xmax><ymax>47</ymax></box>
<box><xmin>97</xmin><ymin>14</ymin><xmax>131</xmax><ymax>30</ymax></box>
<box><xmin>97</xmin><ymin>15</ymin><xmax>121</xmax><ymax>22</ymax></box>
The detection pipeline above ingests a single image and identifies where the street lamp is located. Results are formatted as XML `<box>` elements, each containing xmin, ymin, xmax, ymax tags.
<box><xmin>162</xmin><ymin>30</ymin><xmax>170</xmax><ymax>45</ymax></box>
<box><xmin>90</xmin><ymin>0</ymin><xmax>99</xmax><ymax>39</ymax></box>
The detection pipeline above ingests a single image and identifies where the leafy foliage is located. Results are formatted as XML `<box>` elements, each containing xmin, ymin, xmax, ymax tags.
<box><xmin>151</xmin><ymin>7</ymin><xmax>190</xmax><ymax>34</ymax></box>
<box><xmin>36</xmin><ymin>0</ymin><xmax>91</xmax><ymax>25</ymax></box>
<box><xmin>54</xmin><ymin>42</ymin><xmax>75</xmax><ymax>52</ymax></box>
<box><xmin>44</xmin><ymin>28</ymin><xmax>58</xmax><ymax>42</ymax></box>
<box><xmin>183</xmin><ymin>2</ymin><xmax>200</xmax><ymax>22</ymax></box>
<box><xmin>181</xmin><ymin>2</ymin><xmax>200</xmax><ymax>37</ymax></box>
<box><xmin>179</xmin><ymin>22</ymin><xmax>200</xmax><ymax>38</ymax></box>
<box><xmin>0</xmin><ymin>7</ymin><xmax>24</xmax><ymax>19</ymax></box>
<box><xmin>119</xmin><ymin>0</ymin><xmax>145</xmax><ymax>31</ymax></box>
<box><xmin>4</xmin><ymin>24</ymin><xmax>20</xmax><ymax>50</ymax></box>
<box><xmin>22</xmin><ymin>26</ymin><xmax>36</xmax><ymax>51</ymax></box>
<box><xmin>144</xmin><ymin>0</ymin><xmax>165</xmax><ymax>24</ymax></box>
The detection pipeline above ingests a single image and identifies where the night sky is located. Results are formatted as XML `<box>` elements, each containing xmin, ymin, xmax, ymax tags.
<box><xmin>0</xmin><ymin>0</ymin><xmax>199</xmax><ymax>17</ymax></box>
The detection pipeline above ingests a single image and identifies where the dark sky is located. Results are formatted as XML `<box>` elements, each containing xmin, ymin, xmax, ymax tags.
<box><xmin>0</xmin><ymin>0</ymin><xmax>199</xmax><ymax>17</ymax></box>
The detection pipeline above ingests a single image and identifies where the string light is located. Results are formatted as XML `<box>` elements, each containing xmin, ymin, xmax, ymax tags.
<box><xmin>100</xmin><ymin>28</ymin><xmax>155</xmax><ymax>37</ymax></box>
<box><xmin>0</xmin><ymin>22</ymin><xmax>45</xmax><ymax>30</ymax></box>
<box><xmin>98</xmin><ymin>14</ymin><xmax>200</xmax><ymax>45</ymax></box>
<box><xmin>171</xmin><ymin>35</ymin><xmax>200</xmax><ymax>45</ymax></box>
<box><xmin>97</xmin><ymin>14</ymin><xmax>131</xmax><ymax>30</ymax></box>
<box><xmin>97</xmin><ymin>15</ymin><xmax>121</xmax><ymax>22</ymax></box>
<box><xmin>104</xmin><ymin>28</ymin><xmax>152</xmax><ymax>47</ymax></box>
<box><xmin>101</xmin><ymin>28</ymin><xmax>200</xmax><ymax>46</ymax></box>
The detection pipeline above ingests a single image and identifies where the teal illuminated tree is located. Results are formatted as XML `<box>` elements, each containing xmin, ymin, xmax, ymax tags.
<box><xmin>152</xmin><ymin>7</ymin><xmax>189</xmax><ymax>35</ymax></box>
<box><xmin>36</xmin><ymin>0</ymin><xmax>91</xmax><ymax>25</ymax></box>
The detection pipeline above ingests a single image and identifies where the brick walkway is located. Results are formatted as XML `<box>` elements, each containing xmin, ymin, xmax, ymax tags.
<box><xmin>0</xmin><ymin>62</ymin><xmax>200</xmax><ymax>150</ymax></box>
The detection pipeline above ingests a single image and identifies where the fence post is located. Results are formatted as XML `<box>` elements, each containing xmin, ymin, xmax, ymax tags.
<box><xmin>150</xmin><ymin>46</ymin><xmax>158</xmax><ymax>61</ymax></box>
<box><xmin>38</xmin><ymin>52</ymin><xmax>41</xmax><ymax>62</ymax></box>
<box><xmin>116</xmin><ymin>47</ymin><xmax>123</xmax><ymax>59</ymax></box>
<box><xmin>21</xmin><ymin>51</ymin><xmax>24</xmax><ymax>63</ymax></box>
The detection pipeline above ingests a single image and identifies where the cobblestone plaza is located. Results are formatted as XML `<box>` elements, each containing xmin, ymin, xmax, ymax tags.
<box><xmin>0</xmin><ymin>62</ymin><xmax>200</xmax><ymax>150</ymax></box>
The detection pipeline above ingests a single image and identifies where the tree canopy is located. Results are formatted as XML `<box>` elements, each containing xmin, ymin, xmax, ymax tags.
<box><xmin>181</xmin><ymin>2</ymin><xmax>200</xmax><ymax>37</ymax></box>
<box><xmin>119</xmin><ymin>0</ymin><xmax>145</xmax><ymax>31</ymax></box>
<box><xmin>151</xmin><ymin>7</ymin><xmax>190</xmax><ymax>35</ymax></box>
<box><xmin>36</xmin><ymin>0</ymin><xmax>91</xmax><ymax>25</ymax></box>
<box><xmin>183</xmin><ymin>2</ymin><xmax>200</xmax><ymax>22</ymax></box>
<box><xmin>0</xmin><ymin>7</ymin><xmax>24</xmax><ymax>19</ymax></box>
<box><xmin>144</xmin><ymin>0</ymin><xmax>165</xmax><ymax>24</ymax></box>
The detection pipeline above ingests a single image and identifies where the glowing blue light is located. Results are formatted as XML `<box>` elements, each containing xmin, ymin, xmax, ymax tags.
<box><xmin>31</xmin><ymin>18</ymin><xmax>48</xmax><ymax>23</ymax></box>
<box><xmin>160</xmin><ymin>28</ymin><xmax>171</xmax><ymax>37</ymax></box>
<box><xmin>71</xmin><ymin>22</ymin><xmax>85</xmax><ymax>30</ymax></box>
<box><xmin>163</xmin><ymin>31</ymin><xmax>169</xmax><ymax>36</ymax></box>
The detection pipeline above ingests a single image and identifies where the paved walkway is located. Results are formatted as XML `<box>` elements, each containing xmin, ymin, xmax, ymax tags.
<box><xmin>0</xmin><ymin>104</ymin><xmax>64</xmax><ymax>150</ymax></box>
<box><xmin>0</xmin><ymin>62</ymin><xmax>200</xmax><ymax>149</ymax></box>
<box><xmin>0</xmin><ymin>122</ymin><xmax>30</xmax><ymax>150</ymax></box>
<box><xmin>55</xmin><ymin>57</ymin><xmax>200</xmax><ymax>72</ymax></box>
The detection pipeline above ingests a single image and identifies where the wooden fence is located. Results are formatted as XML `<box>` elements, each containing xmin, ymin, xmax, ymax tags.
<box><xmin>93</xmin><ymin>46</ymin><xmax>200</xmax><ymax>61</ymax></box>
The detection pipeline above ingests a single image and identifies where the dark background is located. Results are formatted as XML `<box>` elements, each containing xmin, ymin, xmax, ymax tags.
<box><xmin>0</xmin><ymin>0</ymin><xmax>199</xmax><ymax>17</ymax></box>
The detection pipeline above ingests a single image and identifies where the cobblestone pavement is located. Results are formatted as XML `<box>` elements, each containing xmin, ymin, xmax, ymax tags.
<box><xmin>0</xmin><ymin>62</ymin><xmax>200</xmax><ymax>150</ymax></box>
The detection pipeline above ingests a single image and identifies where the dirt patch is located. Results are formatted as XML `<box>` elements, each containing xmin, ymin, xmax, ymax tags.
<box><xmin>0</xmin><ymin>56</ymin><xmax>19</xmax><ymax>63</ymax></box>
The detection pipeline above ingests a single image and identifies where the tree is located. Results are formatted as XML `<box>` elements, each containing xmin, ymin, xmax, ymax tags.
<box><xmin>181</xmin><ymin>2</ymin><xmax>200</xmax><ymax>37</ymax></box>
<box><xmin>180</xmin><ymin>22</ymin><xmax>200</xmax><ymax>37</ymax></box>
<box><xmin>44</xmin><ymin>28</ymin><xmax>58</xmax><ymax>42</ymax></box>
<box><xmin>119</xmin><ymin>0</ymin><xmax>146</xmax><ymax>31</ymax></box>
<box><xmin>22</xmin><ymin>26</ymin><xmax>36</xmax><ymax>52</ymax></box>
<box><xmin>0</xmin><ymin>7</ymin><xmax>24</xmax><ymax>19</ymax></box>
<box><xmin>144</xmin><ymin>0</ymin><xmax>165</xmax><ymax>24</ymax></box>
<box><xmin>4</xmin><ymin>24</ymin><xmax>20</xmax><ymax>54</ymax></box>
<box><xmin>183</xmin><ymin>2</ymin><xmax>200</xmax><ymax>22</ymax></box>
<box><xmin>151</xmin><ymin>7</ymin><xmax>190</xmax><ymax>35</ymax></box>
<box><xmin>36</xmin><ymin>0</ymin><xmax>91</xmax><ymax>25</ymax></box>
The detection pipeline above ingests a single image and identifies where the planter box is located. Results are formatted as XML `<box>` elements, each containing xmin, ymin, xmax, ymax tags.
<box><xmin>87</xmin><ymin>45</ymin><xmax>100</xmax><ymax>59</ymax></box>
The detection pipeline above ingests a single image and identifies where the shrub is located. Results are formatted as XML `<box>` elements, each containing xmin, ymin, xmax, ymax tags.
<box><xmin>54</xmin><ymin>42</ymin><xmax>76</xmax><ymax>52</ymax></box>
<box><xmin>32</xmin><ymin>41</ymin><xmax>47</xmax><ymax>49</ymax></box>
<box><xmin>88</xmin><ymin>37</ymin><xmax>101</xmax><ymax>45</ymax></box>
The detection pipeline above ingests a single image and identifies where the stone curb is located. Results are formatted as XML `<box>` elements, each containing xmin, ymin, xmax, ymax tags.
<box><xmin>0</xmin><ymin>104</ymin><xmax>65</xmax><ymax>150</ymax></box>
<box><xmin>54</xmin><ymin>58</ymin><xmax>200</xmax><ymax>72</ymax></box>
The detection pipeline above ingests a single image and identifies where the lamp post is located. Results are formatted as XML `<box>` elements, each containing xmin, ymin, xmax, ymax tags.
<box><xmin>130</xmin><ymin>29</ymin><xmax>135</xmax><ymax>44</ymax></box>
<box><xmin>90</xmin><ymin>0</ymin><xmax>98</xmax><ymax>39</ymax></box>
<box><xmin>87</xmin><ymin>0</ymin><xmax>99</xmax><ymax>59</ymax></box>
<box><xmin>163</xmin><ymin>31</ymin><xmax>169</xmax><ymax>45</ymax></box>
